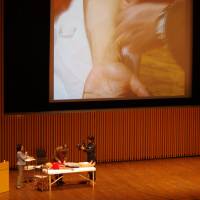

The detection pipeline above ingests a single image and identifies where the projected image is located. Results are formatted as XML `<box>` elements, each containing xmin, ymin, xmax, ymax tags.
<box><xmin>52</xmin><ymin>0</ymin><xmax>192</xmax><ymax>100</ymax></box>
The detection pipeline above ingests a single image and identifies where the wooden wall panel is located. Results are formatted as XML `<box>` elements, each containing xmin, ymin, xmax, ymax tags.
<box><xmin>0</xmin><ymin>108</ymin><xmax>200</xmax><ymax>168</ymax></box>
<box><xmin>1</xmin><ymin>1</ymin><xmax>200</xmax><ymax>169</ymax></box>
<box><xmin>0</xmin><ymin>0</ymin><xmax>3</xmax><ymax>115</ymax></box>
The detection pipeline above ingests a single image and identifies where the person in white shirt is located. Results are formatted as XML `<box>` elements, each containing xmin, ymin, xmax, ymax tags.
<box><xmin>16</xmin><ymin>144</ymin><xmax>28</xmax><ymax>189</ymax></box>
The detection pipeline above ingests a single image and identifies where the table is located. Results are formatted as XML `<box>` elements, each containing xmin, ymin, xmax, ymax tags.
<box><xmin>24</xmin><ymin>156</ymin><xmax>36</xmax><ymax>182</ymax></box>
<box><xmin>25</xmin><ymin>156</ymin><xmax>36</xmax><ymax>169</ymax></box>
<box><xmin>43</xmin><ymin>162</ymin><xmax>96</xmax><ymax>191</ymax></box>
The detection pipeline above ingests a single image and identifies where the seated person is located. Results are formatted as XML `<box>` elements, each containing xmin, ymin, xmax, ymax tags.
<box><xmin>53</xmin><ymin>144</ymin><xmax>69</xmax><ymax>185</ymax></box>
<box><xmin>54</xmin><ymin>144</ymin><xmax>68</xmax><ymax>164</ymax></box>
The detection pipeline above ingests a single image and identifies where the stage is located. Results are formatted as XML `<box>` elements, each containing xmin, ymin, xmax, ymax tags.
<box><xmin>1</xmin><ymin>157</ymin><xmax>200</xmax><ymax>200</ymax></box>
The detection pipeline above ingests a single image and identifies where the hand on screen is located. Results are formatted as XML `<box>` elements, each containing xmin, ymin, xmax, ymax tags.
<box><xmin>83</xmin><ymin>62</ymin><xmax>150</xmax><ymax>98</ymax></box>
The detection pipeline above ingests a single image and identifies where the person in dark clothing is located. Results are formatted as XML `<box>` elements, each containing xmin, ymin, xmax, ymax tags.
<box><xmin>81</xmin><ymin>136</ymin><xmax>96</xmax><ymax>180</ymax></box>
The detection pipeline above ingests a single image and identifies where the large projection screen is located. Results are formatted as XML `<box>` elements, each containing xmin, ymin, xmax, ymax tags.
<box><xmin>4</xmin><ymin>0</ymin><xmax>199</xmax><ymax>113</ymax></box>
<box><xmin>51</xmin><ymin>0</ymin><xmax>192</xmax><ymax>102</ymax></box>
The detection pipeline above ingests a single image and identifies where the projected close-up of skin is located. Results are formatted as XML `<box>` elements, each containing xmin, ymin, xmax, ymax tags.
<box><xmin>53</xmin><ymin>0</ymin><xmax>192</xmax><ymax>101</ymax></box>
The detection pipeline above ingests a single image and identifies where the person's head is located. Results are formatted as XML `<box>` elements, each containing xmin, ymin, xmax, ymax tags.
<box><xmin>63</xmin><ymin>144</ymin><xmax>68</xmax><ymax>149</ymax></box>
<box><xmin>87</xmin><ymin>135</ymin><xmax>95</xmax><ymax>143</ymax></box>
<box><xmin>16</xmin><ymin>144</ymin><xmax>23</xmax><ymax>152</ymax></box>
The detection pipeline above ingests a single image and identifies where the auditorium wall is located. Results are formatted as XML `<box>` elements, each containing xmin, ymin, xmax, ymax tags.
<box><xmin>0</xmin><ymin>1</ymin><xmax>200</xmax><ymax>168</ymax></box>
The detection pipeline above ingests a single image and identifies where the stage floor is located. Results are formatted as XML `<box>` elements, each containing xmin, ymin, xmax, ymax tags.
<box><xmin>1</xmin><ymin>157</ymin><xmax>200</xmax><ymax>200</ymax></box>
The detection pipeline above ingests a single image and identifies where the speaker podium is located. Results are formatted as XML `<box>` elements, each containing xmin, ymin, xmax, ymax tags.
<box><xmin>0</xmin><ymin>161</ymin><xmax>9</xmax><ymax>193</ymax></box>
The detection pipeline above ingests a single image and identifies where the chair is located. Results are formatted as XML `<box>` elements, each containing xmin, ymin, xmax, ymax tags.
<box><xmin>33</xmin><ymin>166</ymin><xmax>48</xmax><ymax>191</ymax></box>
<box><xmin>36</xmin><ymin>148</ymin><xmax>48</xmax><ymax>165</ymax></box>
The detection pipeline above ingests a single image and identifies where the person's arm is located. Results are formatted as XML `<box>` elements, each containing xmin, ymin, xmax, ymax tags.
<box><xmin>83</xmin><ymin>0</ymin><xmax>120</xmax><ymax>66</ymax></box>
<box><xmin>83</xmin><ymin>143</ymin><xmax>95</xmax><ymax>153</ymax></box>
<box><xmin>54</xmin><ymin>147</ymin><xmax>62</xmax><ymax>162</ymax></box>
<box><xmin>83</xmin><ymin>0</ymin><xmax>150</xmax><ymax>98</ymax></box>
<box><xmin>54</xmin><ymin>155</ymin><xmax>60</xmax><ymax>162</ymax></box>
